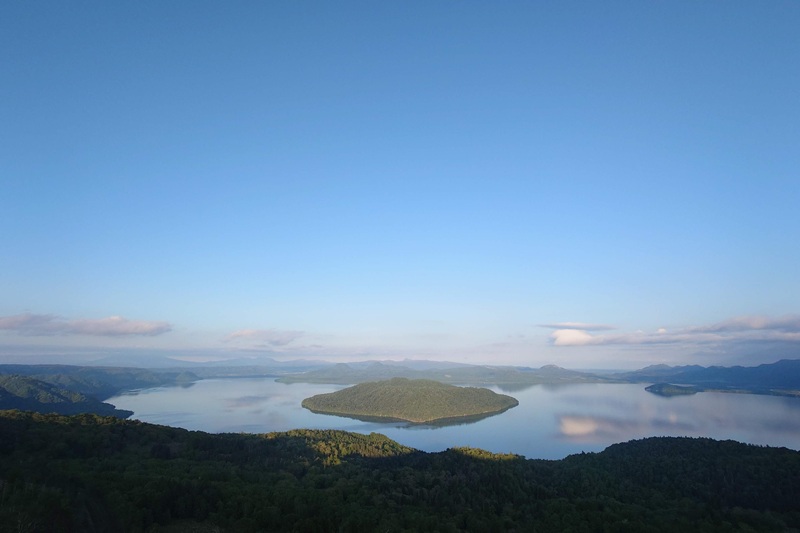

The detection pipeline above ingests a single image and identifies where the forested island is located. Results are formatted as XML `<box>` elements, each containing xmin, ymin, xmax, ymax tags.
<box><xmin>1</xmin><ymin>410</ymin><xmax>799</xmax><ymax>532</ymax></box>
<box><xmin>644</xmin><ymin>382</ymin><xmax>700</xmax><ymax>397</ymax></box>
<box><xmin>302</xmin><ymin>378</ymin><xmax>518</xmax><ymax>423</ymax></box>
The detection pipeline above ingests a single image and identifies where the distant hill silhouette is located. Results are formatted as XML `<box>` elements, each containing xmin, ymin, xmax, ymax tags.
<box><xmin>617</xmin><ymin>359</ymin><xmax>800</xmax><ymax>394</ymax></box>
<box><xmin>278</xmin><ymin>361</ymin><xmax>616</xmax><ymax>386</ymax></box>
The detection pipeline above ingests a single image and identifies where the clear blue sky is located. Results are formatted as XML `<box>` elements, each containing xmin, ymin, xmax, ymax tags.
<box><xmin>2</xmin><ymin>1</ymin><xmax>799</xmax><ymax>369</ymax></box>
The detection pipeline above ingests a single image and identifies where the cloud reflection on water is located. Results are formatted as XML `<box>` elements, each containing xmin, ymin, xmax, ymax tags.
<box><xmin>556</xmin><ymin>390</ymin><xmax>800</xmax><ymax>445</ymax></box>
<box><xmin>108</xmin><ymin>380</ymin><xmax>800</xmax><ymax>459</ymax></box>
<box><xmin>558</xmin><ymin>414</ymin><xmax>696</xmax><ymax>442</ymax></box>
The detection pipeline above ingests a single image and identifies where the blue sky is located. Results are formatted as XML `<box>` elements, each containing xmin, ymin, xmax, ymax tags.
<box><xmin>2</xmin><ymin>2</ymin><xmax>799</xmax><ymax>369</ymax></box>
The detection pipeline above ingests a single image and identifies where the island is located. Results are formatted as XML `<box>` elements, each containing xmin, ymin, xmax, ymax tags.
<box><xmin>644</xmin><ymin>382</ymin><xmax>701</xmax><ymax>397</ymax></box>
<box><xmin>301</xmin><ymin>377</ymin><xmax>518</xmax><ymax>424</ymax></box>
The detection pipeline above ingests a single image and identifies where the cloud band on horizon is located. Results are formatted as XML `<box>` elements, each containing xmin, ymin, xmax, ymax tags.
<box><xmin>224</xmin><ymin>328</ymin><xmax>305</xmax><ymax>347</ymax></box>
<box><xmin>0</xmin><ymin>313</ymin><xmax>172</xmax><ymax>337</ymax></box>
<box><xmin>544</xmin><ymin>315</ymin><xmax>800</xmax><ymax>347</ymax></box>
<box><xmin>539</xmin><ymin>322</ymin><xmax>616</xmax><ymax>332</ymax></box>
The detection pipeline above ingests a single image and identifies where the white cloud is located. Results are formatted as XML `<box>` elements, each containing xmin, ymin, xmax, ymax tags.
<box><xmin>551</xmin><ymin>329</ymin><xmax>599</xmax><ymax>346</ymax></box>
<box><xmin>0</xmin><ymin>313</ymin><xmax>171</xmax><ymax>337</ymax></box>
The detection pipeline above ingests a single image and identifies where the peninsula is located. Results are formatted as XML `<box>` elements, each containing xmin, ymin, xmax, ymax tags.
<box><xmin>302</xmin><ymin>378</ymin><xmax>518</xmax><ymax>424</ymax></box>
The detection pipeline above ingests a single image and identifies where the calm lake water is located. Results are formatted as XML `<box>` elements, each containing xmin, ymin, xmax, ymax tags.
<box><xmin>108</xmin><ymin>379</ymin><xmax>800</xmax><ymax>460</ymax></box>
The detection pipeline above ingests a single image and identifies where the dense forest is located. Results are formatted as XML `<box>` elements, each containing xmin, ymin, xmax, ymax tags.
<box><xmin>0</xmin><ymin>365</ymin><xmax>198</xmax><ymax>400</ymax></box>
<box><xmin>0</xmin><ymin>375</ymin><xmax>132</xmax><ymax>418</ymax></box>
<box><xmin>302</xmin><ymin>378</ymin><xmax>518</xmax><ymax>423</ymax></box>
<box><xmin>1</xmin><ymin>410</ymin><xmax>799</xmax><ymax>532</ymax></box>
<box><xmin>644</xmin><ymin>383</ymin><xmax>700</xmax><ymax>397</ymax></box>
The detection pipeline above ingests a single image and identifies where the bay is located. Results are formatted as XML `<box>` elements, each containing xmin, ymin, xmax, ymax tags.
<box><xmin>108</xmin><ymin>378</ymin><xmax>800</xmax><ymax>460</ymax></box>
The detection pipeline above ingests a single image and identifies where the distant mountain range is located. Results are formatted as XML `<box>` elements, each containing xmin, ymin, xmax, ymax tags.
<box><xmin>1</xmin><ymin>359</ymin><xmax>799</xmax><ymax>418</ymax></box>
<box><xmin>87</xmin><ymin>353</ymin><xmax>331</xmax><ymax>371</ymax></box>
<box><xmin>616</xmin><ymin>359</ymin><xmax>800</xmax><ymax>394</ymax></box>
<box><xmin>276</xmin><ymin>359</ymin><xmax>800</xmax><ymax>397</ymax></box>
<box><xmin>276</xmin><ymin>361</ymin><xmax>616</xmax><ymax>388</ymax></box>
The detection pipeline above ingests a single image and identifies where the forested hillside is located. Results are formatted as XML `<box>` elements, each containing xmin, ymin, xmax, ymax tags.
<box><xmin>0</xmin><ymin>365</ymin><xmax>198</xmax><ymax>400</ymax></box>
<box><xmin>302</xmin><ymin>378</ymin><xmax>518</xmax><ymax>423</ymax></box>
<box><xmin>618</xmin><ymin>359</ymin><xmax>800</xmax><ymax>395</ymax></box>
<box><xmin>1</xmin><ymin>410</ymin><xmax>798</xmax><ymax>532</ymax></box>
<box><xmin>0</xmin><ymin>375</ymin><xmax>132</xmax><ymax>417</ymax></box>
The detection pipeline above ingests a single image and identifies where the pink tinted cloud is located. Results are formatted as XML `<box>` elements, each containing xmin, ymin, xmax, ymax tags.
<box><xmin>0</xmin><ymin>313</ymin><xmax>171</xmax><ymax>337</ymax></box>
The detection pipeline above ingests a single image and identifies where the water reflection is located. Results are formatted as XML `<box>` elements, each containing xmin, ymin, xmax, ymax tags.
<box><xmin>558</xmin><ymin>414</ymin><xmax>696</xmax><ymax>442</ymax></box>
<box><xmin>117</xmin><ymin>383</ymin><xmax>197</xmax><ymax>396</ymax></box>
<box><xmin>308</xmin><ymin>408</ymin><xmax>514</xmax><ymax>428</ymax></box>
<box><xmin>553</xmin><ymin>386</ymin><xmax>800</xmax><ymax>448</ymax></box>
<box><xmin>107</xmin><ymin>379</ymin><xmax>800</xmax><ymax>460</ymax></box>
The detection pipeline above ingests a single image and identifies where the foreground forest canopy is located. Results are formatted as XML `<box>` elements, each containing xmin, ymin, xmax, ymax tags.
<box><xmin>1</xmin><ymin>410</ymin><xmax>799</xmax><ymax>532</ymax></box>
<box><xmin>302</xmin><ymin>378</ymin><xmax>518</xmax><ymax>423</ymax></box>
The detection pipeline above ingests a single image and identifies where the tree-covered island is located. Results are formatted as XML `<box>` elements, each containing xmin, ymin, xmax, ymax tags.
<box><xmin>302</xmin><ymin>377</ymin><xmax>518</xmax><ymax>423</ymax></box>
<box><xmin>644</xmin><ymin>382</ymin><xmax>701</xmax><ymax>396</ymax></box>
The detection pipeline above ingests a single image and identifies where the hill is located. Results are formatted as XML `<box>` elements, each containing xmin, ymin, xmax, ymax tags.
<box><xmin>617</xmin><ymin>359</ymin><xmax>800</xmax><ymax>396</ymax></box>
<box><xmin>644</xmin><ymin>382</ymin><xmax>700</xmax><ymax>396</ymax></box>
<box><xmin>302</xmin><ymin>378</ymin><xmax>518</xmax><ymax>423</ymax></box>
<box><xmin>0</xmin><ymin>364</ymin><xmax>198</xmax><ymax>399</ymax></box>
<box><xmin>1</xmin><ymin>410</ymin><xmax>798</xmax><ymax>532</ymax></box>
<box><xmin>0</xmin><ymin>375</ymin><xmax>132</xmax><ymax>417</ymax></box>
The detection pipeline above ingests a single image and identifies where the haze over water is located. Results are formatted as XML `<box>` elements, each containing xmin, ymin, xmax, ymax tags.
<box><xmin>109</xmin><ymin>379</ymin><xmax>800</xmax><ymax>460</ymax></box>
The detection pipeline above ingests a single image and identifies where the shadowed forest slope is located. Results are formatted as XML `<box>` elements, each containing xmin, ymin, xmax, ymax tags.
<box><xmin>1</xmin><ymin>410</ymin><xmax>799</xmax><ymax>532</ymax></box>
<box><xmin>0</xmin><ymin>375</ymin><xmax>132</xmax><ymax>418</ymax></box>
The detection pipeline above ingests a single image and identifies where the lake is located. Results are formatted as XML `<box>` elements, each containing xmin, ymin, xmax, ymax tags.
<box><xmin>108</xmin><ymin>378</ymin><xmax>800</xmax><ymax>460</ymax></box>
